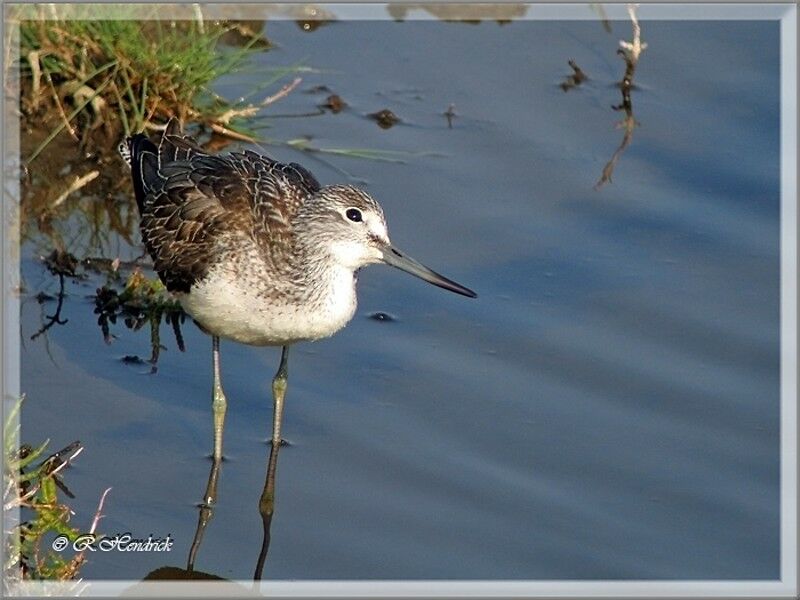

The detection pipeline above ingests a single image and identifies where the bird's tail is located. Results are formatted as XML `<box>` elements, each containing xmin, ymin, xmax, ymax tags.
<box><xmin>118</xmin><ymin>118</ymin><xmax>206</xmax><ymax>214</ymax></box>
<box><xmin>119</xmin><ymin>133</ymin><xmax>157</xmax><ymax>215</ymax></box>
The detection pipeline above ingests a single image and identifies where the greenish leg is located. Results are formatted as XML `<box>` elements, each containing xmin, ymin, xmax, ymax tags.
<box><xmin>211</xmin><ymin>335</ymin><xmax>227</xmax><ymax>461</ymax></box>
<box><xmin>271</xmin><ymin>346</ymin><xmax>289</xmax><ymax>447</ymax></box>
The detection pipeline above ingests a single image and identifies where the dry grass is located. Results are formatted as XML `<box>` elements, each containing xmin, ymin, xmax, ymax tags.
<box><xmin>19</xmin><ymin>17</ymin><xmax>270</xmax><ymax>164</ymax></box>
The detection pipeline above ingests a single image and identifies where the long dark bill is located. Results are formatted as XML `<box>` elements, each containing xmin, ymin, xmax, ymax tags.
<box><xmin>381</xmin><ymin>245</ymin><xmax>477</xmax><ymax>298</ymax></box>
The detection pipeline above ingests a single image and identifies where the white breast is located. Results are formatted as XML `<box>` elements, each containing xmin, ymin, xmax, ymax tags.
<box><xmin>180</xmin><ymin>260</ymin><xmax>358</xmax><ymax>347</ymax></box>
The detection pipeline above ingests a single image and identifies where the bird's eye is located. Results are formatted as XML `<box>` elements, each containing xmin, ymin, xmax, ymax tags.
<box><xmin>346</xmin><ymin>208</ymin><xmax>363</xmax><ymax>223</ymax></box>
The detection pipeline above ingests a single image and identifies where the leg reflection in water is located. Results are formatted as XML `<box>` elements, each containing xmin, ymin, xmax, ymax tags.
<box><xmin>186</xmin><ymin>440</ymin><xmax>282</xmax><ymax>581</ymax></box>
<box><xmin>253</xmin><ymin>440</ymin><xmax>281</xmax><ymax>580</ymax></box>
<box><xmin>186</xmin><ymin>454</ymin><xmax>221</xmax><ymax>573</ymax></box>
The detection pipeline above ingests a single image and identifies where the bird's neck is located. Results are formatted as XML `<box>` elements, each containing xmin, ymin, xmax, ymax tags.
<box><xmin>291</xmin><ymin>236</ymin><xmax>358</xmax><ymax>307</ymax></box>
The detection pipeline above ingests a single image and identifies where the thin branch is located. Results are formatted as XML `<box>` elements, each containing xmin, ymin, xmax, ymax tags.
<box><xmin>595</xmin><ymin>3</ymin><xmax>646</xmax><ymax>189</ymax></box>
<box><xmin>27</xmin><ymin>51</ymin><xmax>42</xmax><ymax>111</ymax></box>
<box><xmin>209</xmin><ymin>122</ymin><xmax>257</xmax><ymax>143</ymax></box>
<box><xmin>89</xmin><ymin>487</ymin><xmax>112</xmax><ymax>535</ymax></box>
<box><xmin>215</xmin><ymin>77</ymin><xmax>302</xmax><ymax>125</ymax></box>
<box><xmin>260</xmin><ymin>77</ymin><xmax>302</xmax><ymax>107</ymax></box>
<box><xmin>51</xmin><ymin>170</ymin><xmax>99</xmax><ymax>209</ymax></box>
<box><xmin>44</xmin><ymin>71</ymin><xmax>79</xmax><ymax>142</ymax></box>
<box><xmin>619</xmin><ymin>3</ymin><xmax>647</xmax><ymax>63</ymax></box>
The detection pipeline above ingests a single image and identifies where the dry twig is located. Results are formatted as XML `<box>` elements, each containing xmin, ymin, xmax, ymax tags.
<box><xmin>27</xmin><ymin>51</ymin><xmax>42</xmax><ymax>110</ymax></box>
<box><xmin>216</xmin><ymin>77</ymin><xmax>302</xmax><ymax>125</ymax></box>
<box><xmin>595</xmin><ymin>3</ymin><xmax>646</xmax><ymax>189</ymax></box>
<box><xmin>51</xmin><ymin>170</ymin><xmax>99</xmax><ymax>209</ymax></box>
<box><xmin>209</xmin><ymin>122</ymin><xmax>257</xmax><ymax>143</ymax></box>
<box><xmin>45</xmin><ymin>70</ymin><xmax>79</xmax><ymax>141</ymax></box>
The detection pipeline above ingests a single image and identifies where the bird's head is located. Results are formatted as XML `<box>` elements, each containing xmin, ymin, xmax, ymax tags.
<box><xmin>304</xmin><ymin>185</ymin><xmax>390</xmax><ymax>269</ymax></box>
<box><xmin>299</xmin><ymin>185</ymin><xmax>477</xmax><ymax>298</ymax></box>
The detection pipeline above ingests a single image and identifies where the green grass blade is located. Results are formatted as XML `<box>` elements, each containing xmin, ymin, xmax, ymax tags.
<box><xmin>25</xmin><ymin>65</ymin><xmax>117</xmax><ymax>165</ymax></box>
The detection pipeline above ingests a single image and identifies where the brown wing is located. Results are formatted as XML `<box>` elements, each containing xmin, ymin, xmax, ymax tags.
<box><xmin>223</xmin><ymin>149</ymin><xmax>321</xmax><ymax>255</ymax></box>
<box><xmin>127</xmin><ymin>120</ymin><xmax>321</xmax><ymax>293</ymax></box>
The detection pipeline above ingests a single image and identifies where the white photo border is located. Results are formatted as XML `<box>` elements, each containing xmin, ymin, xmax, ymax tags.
<box><xmin>2</xmin><ymin>3</ymin><xmax>796</xmax><ymax>598</ymax></box>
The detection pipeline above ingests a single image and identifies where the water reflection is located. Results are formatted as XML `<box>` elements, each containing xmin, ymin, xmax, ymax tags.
<box><xmin>29</xmin><ymin>250</ymin><xmax>75</xmax><ymax>341</ymax></box>
<box><xmin>28</xmin><ymin>252</ymin><xmax>188</xmax><ymax>372</ymax></box>
<box><xmin>595</xmin><ymin>92</ymin><xmax>638</xmax><ymax>190</ymax></box>
<box><xmin>185</xmin><ymin>455</ymin><xmax>221</xmax><ymax>575</ymax></box>
<box><xmin>594</xmin><ymin>4</ymin><xmax>646</xmax><ymax>189</ymax></box>
<box><xmin>217</xmin><ymin>20</ymin><xmax>270</xmax><ymax>49</ymax></box>
<box><xmin>185</xmin><ymin>439</ymin><xmax>284</xmax><ymax>582</ymax></box>
<box><xmin>92</xmin><ymin>272</ymin><xmax>186</xmax><ymax>374</ymax></box>
<box><xmin>253</xmin><ymin>441</ymin><xmax>281</xmax><ymax>580</ymax></box>
<box><xmin>386</xmin><ymin>3</ymin><xmax>528</xmax><ymax>24</ymax></box>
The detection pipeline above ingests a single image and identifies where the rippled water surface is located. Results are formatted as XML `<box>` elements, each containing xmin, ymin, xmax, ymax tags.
<box><xmin>19</xmin><ymin>14</ymin><xmax>780</xmax><ymax>580</ymax></box>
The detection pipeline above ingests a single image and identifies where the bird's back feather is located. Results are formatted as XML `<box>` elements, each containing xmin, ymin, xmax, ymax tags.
<box><xmin>123</xmin><ymin>119</ymin><xmax>322</xmax><ymax>293</ymax></box>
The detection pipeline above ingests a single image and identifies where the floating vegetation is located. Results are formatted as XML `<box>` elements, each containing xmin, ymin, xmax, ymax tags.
<box><xmin>27</xmin><ymin>244</ymin><xmax>186</xmax><ymax>373</ymax></box>
<box><xmin>560</xmin><ymin>60</ymin><xmax>588</xmax><ymax>92</ymax></box>
<box><xmin>289</xmin><ymin>4</ymin><xmax>335</xmax><ymax>33</ymax></box>
<box><xmin>93</xmin><ymin>269</ymin><xmax>186</xmax><ymax>373</ymax></box>
<box><xmin>305</xmin><ymin>84</ymin><xmax>333</xmax><ymax>94</ymax></box>
<box><xmin>368</xmin><ymin>108</ymin><xmax>401</xmax><ymax>129</ymax></box>
<box><xmin>208</xmin><ymin>77</ymin><xmax>303</xmax><ymax>143</ymax></box>
<box><xmin>560</xmin><ymin>4</ymin><xmax>646</xmax><ymax>189</ymax></box>
<box><xmin>320</xmin><ymin>94</ymin><xmax>347</xmax><ymax>114</ymax></box>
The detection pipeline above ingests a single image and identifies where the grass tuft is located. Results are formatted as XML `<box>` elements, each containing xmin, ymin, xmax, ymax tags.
<box><xmin>20</xmin><ymin>16</ymin><xmax>269</xmax><ymax>162</ymax></box>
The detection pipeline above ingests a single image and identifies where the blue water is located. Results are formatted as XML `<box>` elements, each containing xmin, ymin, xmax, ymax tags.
<box><xmin>20</xmin><ymin>16</ymin><xmax>780</xmax><ymax>580</ymax></box>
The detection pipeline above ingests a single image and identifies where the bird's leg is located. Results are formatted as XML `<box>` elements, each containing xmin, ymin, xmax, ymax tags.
<box><xmin>271</xmin><ymin>346</ymin><xmax>289</xmax><ymax>448</ymax></box>
<box><xmin>188</xmin><ymin>336</ymin><xmax>226</xmax><ymax>570</ymax></box>
<box><xmin>211</xmin><ymin>335</ymin><xmax>227</xmax><ymax>461</ymax></box>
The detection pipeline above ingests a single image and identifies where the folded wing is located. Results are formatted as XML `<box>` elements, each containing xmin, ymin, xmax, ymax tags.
<box><xmin>125</xmin><ymin>119</ymin><xmax>321</xmax><ymax>293</ymax></box>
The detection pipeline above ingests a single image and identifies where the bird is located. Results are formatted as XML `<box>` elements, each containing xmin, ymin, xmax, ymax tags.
<box><xmin>122</xmin><ymin>119</ymin><xmax>476</xmax><ymax>461</ymax></box>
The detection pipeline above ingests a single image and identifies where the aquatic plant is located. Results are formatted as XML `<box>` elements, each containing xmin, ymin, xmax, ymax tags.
<box><xmin>3</xmin><ymin>397</ymin><xmax>109</xmax><ymax>586</ymax></box>
<box><xmin>93</xmin><ymin>268</ymin><xmax>187</xmax><ymax>373</ymax></box>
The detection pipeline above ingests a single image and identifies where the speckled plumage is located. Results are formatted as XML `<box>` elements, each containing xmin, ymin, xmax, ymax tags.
<box><xmin>127</xmin><ymin>120</ymin><xmax>321</xmax><ymax>294</ymax></box>
<box><xmin>125</xmin><ymin>120</ymin><xmax>391</xmax><ymax>345</ymax></box>
<box><xmin>123</xmin><ymin>119</ymin><xmax>475</xmax><ymax>456</ymax></box>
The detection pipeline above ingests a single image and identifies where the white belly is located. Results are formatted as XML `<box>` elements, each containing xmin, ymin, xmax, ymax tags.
<box><xmin>180</xmin><ymin>262</ymin><xmax>358</xmax><ymax>346</ymax></box>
